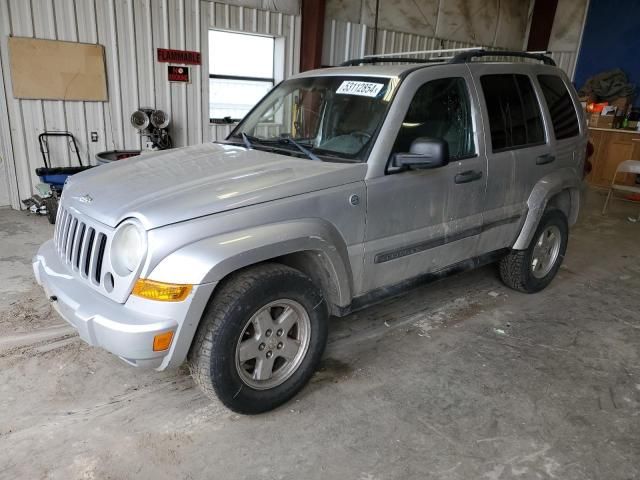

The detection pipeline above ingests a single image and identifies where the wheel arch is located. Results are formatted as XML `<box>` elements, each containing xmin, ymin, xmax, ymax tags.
<box><xmin>512</xmin><ymin>168</ymin><xmax>581</xmax><ymax>250</ymax></box>
<box><xmin>272</xmin><ymin>250</ymin><xmax>347</xmax><ymax>316</ymax></box>
<box><xmin>147</xmin><ymin>219</ymin><xmax>354</xmax><ymax>312</ymax></box>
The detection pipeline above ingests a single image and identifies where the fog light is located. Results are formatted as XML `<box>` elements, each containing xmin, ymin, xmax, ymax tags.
<box><xmin>153</xmin><ymin>331</ymin><xmax>174</xmax><ymax>352</ymax></box>
<box><xmin>132</xmin><ymin>279</ymin><xmax>192</xmax><ymax>302</ymax></box>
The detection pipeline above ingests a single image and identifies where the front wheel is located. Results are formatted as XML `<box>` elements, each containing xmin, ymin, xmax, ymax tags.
<box><xmin>499</xmin><ymin>210</ymin><xmax>568</xmax><ymax>293</ymax></box>
<box><xmin>188</xmin><ymin>263</ymin><xmax>328</xmax><ymax>414</ymax></box>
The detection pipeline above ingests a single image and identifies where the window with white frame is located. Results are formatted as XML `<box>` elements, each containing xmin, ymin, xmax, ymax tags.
<box><xmin>209</xmin><ymin>30</ymin><xmax>275</xmax><ymax>122</ymax></box>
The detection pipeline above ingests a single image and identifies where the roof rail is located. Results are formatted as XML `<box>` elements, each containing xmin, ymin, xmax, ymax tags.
<box><xmin>340</xmin><ymin>56</ymin><xmax>446</xmax><ymax>66</ymax></box>
<box><xmin>340</xmin><ymin>48</ymin><xmax>556</xmax><ymax>68</ymax></box>
<box><xmin>450</xmin><ymin>49</ymin><xmax>556</xmax><ymax>66</ymax></box>
<box><xmin>364</xmin><ymin>47</ymin><xmax>483</xmax><ymax>58</ymax></box>
<box><xmin>341</xmin><ymin>46</ymin><xmax>483</xmax><ymax>66</ymax></box>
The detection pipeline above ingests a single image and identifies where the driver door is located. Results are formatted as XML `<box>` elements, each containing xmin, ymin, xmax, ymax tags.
<box><xmin>361</xmin><ymin>70</ymin><xmax>487</xmax><ymax>294</ymax></box>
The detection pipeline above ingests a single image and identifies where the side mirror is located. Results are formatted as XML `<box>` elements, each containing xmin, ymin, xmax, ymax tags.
<box><xmin>392</xmin><ymin>137</ymin><xmax>449</xmax><ymax>169</ymax></box>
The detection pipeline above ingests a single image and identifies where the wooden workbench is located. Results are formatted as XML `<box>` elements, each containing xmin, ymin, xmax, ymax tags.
<box><xmin>587</xmin><ymin>127</ymin><xmax>640</xmax><ymax>188</ymax></box>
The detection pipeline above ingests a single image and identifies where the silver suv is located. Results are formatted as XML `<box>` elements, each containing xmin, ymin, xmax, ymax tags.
<box><xmin>33</xmin><ymin>50</ymin><xmax>587</xmax><ymax>413</ymax></box>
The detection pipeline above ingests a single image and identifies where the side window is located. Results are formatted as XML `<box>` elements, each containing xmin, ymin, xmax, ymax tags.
<box><xmin>538</xmin><ymin>75</ymin><xmax>580</xmax><ymax>140</ymax></box>
<box><xmin>391</xmin><ymin>77</ymin><xmax>475</xmax><ymax>160</ymax></box>
<box><xmin>480</xmin><ymin>74</ymin><xmax>545</xmax><ymax>151</ymax></box>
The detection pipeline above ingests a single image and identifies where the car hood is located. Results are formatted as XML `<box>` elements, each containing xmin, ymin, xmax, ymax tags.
<box><xmin>62</xmin><ymin>143</ymin><xmax>367</xmax><ymax>229</ymax></box>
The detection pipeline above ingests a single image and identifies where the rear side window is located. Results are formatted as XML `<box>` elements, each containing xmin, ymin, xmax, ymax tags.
<box><xmin>538</xmin><ymin>75</ymin><xmax>580</xmax><ymax>140</ymax></box>
<box><xmin>480</xmin><ymin>74</ymin><xmax>545</xmax><ymax>151</ymax></box>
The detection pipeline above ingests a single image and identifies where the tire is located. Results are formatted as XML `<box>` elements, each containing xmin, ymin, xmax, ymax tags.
<box><xmin>188</xmin><ymin>263</ymin><xmax>329</xmax><ymax>414</ymax></box>
<box><xmin>44</xmin><ymin>197</ymin><xmax>58</xmax><ymax>224</ymax></box>
<box><xmin>499</xmin><ymin>209</ymin><xmax>568</xmax><ymax>293</ymax></box>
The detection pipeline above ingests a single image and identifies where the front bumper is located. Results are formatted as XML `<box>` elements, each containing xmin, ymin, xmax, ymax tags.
<box><xmin>33</xmin><ymin>240</ymin><xmax>215</xmax><ymax>369</ymax></box>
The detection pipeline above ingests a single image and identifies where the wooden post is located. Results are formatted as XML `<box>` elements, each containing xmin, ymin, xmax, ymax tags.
<box><xmin>526</xmin><ymin>0</ymin><xmax>559</xmax><ymax>51</ymax></box>
<box><xmin>300</xmin><ymin>0</ymin><xmax>326</xmax><ymax>71</ymax></box>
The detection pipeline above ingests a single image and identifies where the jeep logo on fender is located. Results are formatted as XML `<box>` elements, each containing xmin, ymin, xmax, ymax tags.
<box><xmin>157</xmin><ymin>48</ymin><xmax>201</xmax><ymax>65</ymax></box>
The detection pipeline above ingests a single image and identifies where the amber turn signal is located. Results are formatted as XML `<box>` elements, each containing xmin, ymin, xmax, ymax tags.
<box><xmin>153</xmin><ymin>331</ymin><xmax>174</xmax><ymax>351</ymax></box>
<box><xmin>132</xmin><ymin>279</ymin><xmax>192</xmax><ymax>302</ymax></box>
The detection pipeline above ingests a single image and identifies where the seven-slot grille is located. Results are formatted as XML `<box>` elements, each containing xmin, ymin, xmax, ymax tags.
<box><xmin>54</xmin><ymin>206</ymin><xmax>108</xmax><ymax>286</ymax></box>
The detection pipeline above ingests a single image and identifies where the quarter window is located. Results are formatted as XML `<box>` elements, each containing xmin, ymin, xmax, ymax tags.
<box><xmin>481</xmin><ymin>74</ymin><xmax>545</xmax><ymax>151</ymax></box>
<box><xmin>391</xmin><ymin>77</ymin><xmax>475</xmax><ymax>160</ymax></box>
<box><xmin>538</xmin><ymin>75</ymin><xmax>580</xmax><ymax>140</ymax></box>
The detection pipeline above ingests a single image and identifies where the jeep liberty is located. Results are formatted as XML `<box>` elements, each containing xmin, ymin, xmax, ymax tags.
<box><xmin>33</xmin><ymin>50</ymin><xmax>587</xmax><ymax>413</ymax></box>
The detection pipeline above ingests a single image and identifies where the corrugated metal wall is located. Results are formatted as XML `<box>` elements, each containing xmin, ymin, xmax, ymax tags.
<box><xmin>0</xmin><ymin>0</ymin><xmax>300</xmax><ymax>210</ymax></box>
<box><xmin>322</xmin><ymin>18</ymin><xmax>579</xmax><ymax>80</ymax></box>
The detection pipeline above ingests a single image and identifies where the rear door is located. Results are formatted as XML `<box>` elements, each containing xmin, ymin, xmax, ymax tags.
<box><xmin>472</xmin><ymin>68</ymin><xmax>551</xmax><ymax>253</ymax></box>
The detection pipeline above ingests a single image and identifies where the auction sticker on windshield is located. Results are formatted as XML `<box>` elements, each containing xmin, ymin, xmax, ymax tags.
<box><xmin>336</xmin><ymin>81</ymin><xmax>384</xmax><ymax>97</ymax></box>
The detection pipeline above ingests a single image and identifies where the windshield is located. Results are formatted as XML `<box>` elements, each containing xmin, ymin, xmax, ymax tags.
<box><xmin>229</xmin><ymin>76</ymin><xmax>397</xmax><ymax>162</ymax></box>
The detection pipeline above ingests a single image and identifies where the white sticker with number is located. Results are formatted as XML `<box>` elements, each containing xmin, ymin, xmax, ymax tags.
<box><xmin>336</xmin><ymin>81</ymin><xmax>384</xmax><ymax>97</ymax></box>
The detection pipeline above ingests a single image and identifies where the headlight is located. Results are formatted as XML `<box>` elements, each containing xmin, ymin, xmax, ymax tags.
<box><xmin>111</xmin><ymin>221</ymin><xmax>146</xmax><ymax>276</ymax></box>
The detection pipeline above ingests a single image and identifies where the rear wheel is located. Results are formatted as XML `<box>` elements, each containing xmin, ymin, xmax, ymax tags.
<box><xmin>499</xmin><ymin>210</ymin><xmax>568</xmax><ymax>293</ymax></box>
<box><xmin>188</xmin><ymin>263</ymin><xmax>328</xmax><ymax>414</ymax></box>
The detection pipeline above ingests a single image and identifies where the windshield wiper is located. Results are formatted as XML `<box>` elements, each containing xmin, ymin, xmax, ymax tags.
<box><xmin>233</xmin><ymin>133</ymin><xmax>320</xmax><ymax>161</ymax></box>
<box><xmin>277</xmin><ymin>137</ymin><xmax>320</xmax><ymax>161</ymax></box>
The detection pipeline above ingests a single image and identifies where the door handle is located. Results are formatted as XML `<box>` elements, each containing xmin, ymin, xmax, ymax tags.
<box><xmin>454</xmin><ymin>170</ymin><xmax>483</xmax><ymax>184</ymax></box>
<box><xmin>536</xmin><ymin>154</ymin><xmax>556</xmax><ymax>165</ymax></box>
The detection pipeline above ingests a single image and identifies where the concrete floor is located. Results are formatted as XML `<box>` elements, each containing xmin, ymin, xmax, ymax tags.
<box><xmin>0</xmin><ymin>189</ymin><xmax>639</xmax><ymax>480</ymax></box>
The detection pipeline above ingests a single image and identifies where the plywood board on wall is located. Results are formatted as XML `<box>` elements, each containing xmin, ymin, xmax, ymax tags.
<box><xmin>8</xmin><ymin>37</ymin><xmax>108</xmax><ymax>101</ymax></box>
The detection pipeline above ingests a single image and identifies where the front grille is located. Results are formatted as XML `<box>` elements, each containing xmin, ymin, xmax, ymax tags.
<box><xmin>54</xmin><ymin>206</ymin><xmax>108</xmax><ymax>286</ymax></box>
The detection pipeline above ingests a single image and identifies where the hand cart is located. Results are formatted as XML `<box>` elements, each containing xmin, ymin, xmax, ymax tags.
<box><xmin>26</xmin><ymin>132</ymin><xmax>92</xmax><ymax>224</ymax></box>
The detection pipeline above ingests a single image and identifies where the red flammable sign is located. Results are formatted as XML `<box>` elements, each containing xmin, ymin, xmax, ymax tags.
<box><xmin>157</xmin><ymin>48</ymin><xmax>201</xmax><ymax>65</ymax></box>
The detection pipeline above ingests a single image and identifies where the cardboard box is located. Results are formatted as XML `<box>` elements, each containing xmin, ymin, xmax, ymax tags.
<box><xmin>589</xmin><ymin>113</ymin><xmax>614</xmax><ymax>128</ymax></box>
<box><xmin>610</xmin><ymin>96</ymin><xmax>631</xmax><ymax>113</ymax></box>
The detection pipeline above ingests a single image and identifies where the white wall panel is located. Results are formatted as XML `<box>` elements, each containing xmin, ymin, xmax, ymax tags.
<box><xmin>35</xmin><ymin>0</ymin><xmax>72</xmax><ymax>170</ymax></box>
<box><xmin>116</xmin><ymin>0</ymin><xmax>141</xmax><ymax>149</ymax></box>
<box><xmin>55</xmin><ymin>0</ymin><xmax>88</xmax><ymax>167</ymax></box>
<box><xmin>185</xmin><ymin>0</ymin><xmax>202</xmax><ymax>145</ymax></box>
<box><xmin>97</xmin><ymin>0</ymin><xmax>125</xmax><ymax>152</ymax></box>
<box><xmin>0</xmin><ymin>0</ymin><xmax>16</xmax><ymax>206</ymax></box>
<box><xmin>0</xmin><ymin>0</ymin><xmax>301</xmax><ymax>209</ymax></box>
<box><xmin>168</xmin><ymin>0</ymin><xmax>187</xmax><ymax>147</ymax></box>
<box><xmin>76</xmin><ymin>0</ymin><xmax>107</xmax><ymax>166</ymax></box>
<box><xmin>7</xmin><ymin>0</ymin><xmax>41</xmax><ymax>206</ymax></box>
<box><xmin>150</xmin><ymin>0</ymin><xmax>172</xmax><ymax>125</ymax></box>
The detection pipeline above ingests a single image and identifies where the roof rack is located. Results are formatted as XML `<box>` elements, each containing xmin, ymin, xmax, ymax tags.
<box><xmin>450</xmin><ymin>49</ymin><xmax>556</xmax><ymax>66</ymax></box>
<box><xmin>365</xmin><ymin>47</ymin><xmax>483</xmax><ymax>58</ymax></box>
<box><xmin>340</xmin><ymin>47</ymin><xmax>556</xmax><ymax>67</ymax></box>
<box><xmin>340</xmin><ymin>56</ymin><xmax>446</xmax><ymax>66</ymax></box>
<box><xmin>340</xmin><ymin>47</ymin><xmax>482</xmax><ymax>66</ymax></box>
